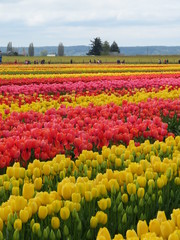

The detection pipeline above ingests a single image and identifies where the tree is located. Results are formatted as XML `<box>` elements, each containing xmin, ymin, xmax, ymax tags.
<box><xmin>110</xmin><ymin>41</ymin><xmax>120</xmax><ymax>53</ymax></box>
<box><xmin>28</xmin><ymin>43</ymin><xmax>34</xmax><ymax>56</ymax></box>
<box><xmin>7</xmin><ymin>42</ymin><xmax>13</xmax><ymax>53</ymax></box>
<box><xmin>101</xmin><ymin>41</ymin><xmax>110</xmax><ymax>55</ymax></box>
<box><xmin>87</xmin><ymin>37</ymin><xmax>102</xmax><ymax>56</ymax></box>
<box><xmin>58</xmin><ymin>43</ymin><xmax>64</xmax><ymax>56</ymax></box>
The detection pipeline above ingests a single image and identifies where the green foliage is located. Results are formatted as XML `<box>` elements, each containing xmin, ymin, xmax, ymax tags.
<box><xmin>101</xmin><ymin>41</ymin><xmax>110</xmax><ymax>55</ymax></box>
<box><xmin>2</xmin><ymin>55</ymin><xmax>180</xmax><ymax>64</ymax></box>
<box><xmin>28</xmin><ymin>43</ymin><xmax>34</xmax><ymax>57</ymax></box>
<box><xmin>110</xmin><ymin>41</ymin><xmax>120</xmax><ymax>53</ymax></box>
<box><xmin>87</xmin><ymin>37</ymin><xmax>102</xmax><ymax>56</ymax></box>
<box><xmin>58</xmin><ymin>43</ymin><xmax>64</xmax><ymax>56</ymax></box>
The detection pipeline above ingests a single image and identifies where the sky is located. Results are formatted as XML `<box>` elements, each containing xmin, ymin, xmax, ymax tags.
<box><xmin>0</xmin><ymin>0</ymin><xmax>180</xmax><ymax>47</ymax></box>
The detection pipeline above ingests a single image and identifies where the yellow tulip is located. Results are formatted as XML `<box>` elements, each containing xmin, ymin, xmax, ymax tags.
<box><xmin>29</xmin><ymin>201</ymin><xmax>38</xmax><ymax>214</ymax></box>
<box><xmin>43</xmin><ymin>164</ymin><xmax>51</xmax><ymax>176</ymax></box>
<box><xmin>12</xmin><ymin>187</ymin><xmax>19</xmax><ymax>196</ymax></box>
<box><xmin>22</xmin><ymin>183</ymin><xmax>34</xmax><ymax>200</ymax></box>
<box><xmin>122</xmin><ymin>193</ymin><xmax>128</xmax><ymax>203</ymax></box>
<box><xmin>96</xmin><ymin>211</ymin><xmax>107</xmax><ymax>225</ymax></box>
<box><xmin>33</xmin><ymin>167</ymin><xmax>41</xmax><ymax>178</ymax></box>
<box><xmin>137</xmin><ymin>176</ymin><xmax>146</xmax><ymax>188</ymax></box>
<box><xmin>96</xmin><ymin>227</ymin><xmax>111</xmax><ymax>240</ymax></box>
<box><xmin>61</xmin><ymin>183</ymin><xmax>72</xmax><ymax>200</ymax></box>
<box><xmin>127</xmin><ymin>183</ymin><xmax>136</xmax><ymax>195</ymax></box>
<box><xmin>51</xmin><ymin>217</ymin><xmax>60</xmax><ymax>229</ymax></box>
<box><xmin>13</xmin><ymin>167</ymin><xmax>20</xmax><ymax>179</ymax></box>
<box><xmin>168</xmin><ymin>232</ymin><xmax>179</xmax><ymax>240</ymax></box>
<box><xmin>90</xmin><ymin>216</ymin><xmax>98</xmax><ymax>228</ymax></box>
<box><xmin>4</xmin><ymin>206</ymin><xmax>12</xmax><ymax>221</ymax></box>
<box><xmin>98</xmin><ymin>199</ymin><xmax>107</xmax><ymax>211</ymax></box>
<box><xmin>126</xmin><ymin>172</ymin><xmax>133</xmax><ymax>184</ymax></box>
<box><xmin>72</xmin><ymin>193</ymin><xmax>81</xmax><ymax>203</ymax></box>
<box><xmin>14</xmin><ymin>219</ymin><xmax>22</xmax><ymax>231</ymax></box>
<box><xmin>113</xmin><ymin>233</ymin><xmax>124</xmax><ymax>240</ymax></box>
<box><xmin>0</xmin><ymin>218</ymin><xmax>3</xmax><ymax>231</ymax></box>
<box><xmin>60</xmin><ymin>206</ymin><xmax>70</xmax><ymax>220</ymax></box>
<box><xmin>32</xmin><ymin>223</ymin><xmax>40</xmax><ymax>234</ymax></box>
<box><xmin>19</xmin><ymin>209</ymin><xmax>29</xmax><ymax>223</ymax></box>
<box><xmin>157</xmin><ymin>178</ymin><xmax>164</xmax><ymax>189</ymax></box>
<box><xmin>38</xmin><ymin>206</ymin><xmax>48</xmax><ymax>220</ymax></box>
<box><xmin>137</xmin><ymin>220</ymin><xmax>148</xmax><ymax>237</ymax></box>
<box><xmin>34</xmin><ymin>177</ymin><xmax>42</xmax><ymax>191</ymax></box>
<box><xmin>160</xmin><ymin>220</ymin><xmax>174</xmax><ymax>239</ymax></box>
<box><xmin>7</xmin><ymin>167</ymin><xmax>13</xmax><ymax>178</ymax></box>
<box><xmin>137</xmin><ymin>188</ymin><xmax>145</xmax><ymax>198</ymax></box>
<box><xmin>3</xmin><ymin>181</ymin><xmax>10</xmax><ymax>191</ymax></box>
<box><xmin>156</xmin><ymin>211</ymin><xmax>167</xmax><ymax>223</ymax></box>
<box><xmin>52</xmin><ymin>200</ymin><xmax>62</xmax><ymax>213</ymax></box>
<box><xmin>126</xmin><ymin>229</ymin><xmax>138</xmax><ymax>238</ymax></box>
<box><xmin>85</xmin><ymin>191</ymin><xmax>92</xmax><ymax>202</ymax></box>
<box><xmin>149</xmin><ymin>219</ymin><xmax>161</xmax><ymax>236</ymax></box>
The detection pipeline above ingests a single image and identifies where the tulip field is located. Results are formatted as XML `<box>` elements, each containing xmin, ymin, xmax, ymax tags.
<box><xmin>0</xmin><ymin>63</ymin><xmax>180</xmax><ymax>240</ymax></box>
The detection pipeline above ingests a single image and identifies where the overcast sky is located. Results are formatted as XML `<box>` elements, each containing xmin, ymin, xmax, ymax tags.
<box><xmin>0</xmin><ymin>0</ymin><xmax>180</xmax><ymax>47</ymax></box>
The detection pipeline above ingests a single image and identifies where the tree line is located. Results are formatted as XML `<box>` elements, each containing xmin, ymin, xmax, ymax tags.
<box><xmin>4</xmin><ymin>42</ymin><xmax>65</xmax><ymax>57</ymax></box>
<box><xmin>2</xmin><ymin>38</ymin><xmax>120</xmax><ymax>57</ymax></box>
<box><xmin>87</xmin><ymin>37</ymin><xmax>120</xmax><ymax>56</ymax></box>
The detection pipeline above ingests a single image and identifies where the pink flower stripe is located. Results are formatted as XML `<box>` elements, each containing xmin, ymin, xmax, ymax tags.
<box><xmin>0</xmin><ymin>77</ymin><xmax>180</xmax><ymax>95</ymax></box>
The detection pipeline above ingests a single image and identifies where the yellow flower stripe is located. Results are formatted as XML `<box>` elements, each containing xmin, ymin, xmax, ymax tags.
<box><xmin>0</xmin><ymin>87</ymin><xmax>179</xmax><ymax>117</ymax></box>
<box><xmin>1</xmin><ymin>71</ymin><xmax>180</xmax><ymax>80</ymax></box>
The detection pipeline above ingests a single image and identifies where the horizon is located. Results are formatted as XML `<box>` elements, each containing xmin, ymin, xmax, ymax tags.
<box><xmin>1</xmin><ymin>45</ymin><xmax>180</xmax><ymax>48</ymax></box>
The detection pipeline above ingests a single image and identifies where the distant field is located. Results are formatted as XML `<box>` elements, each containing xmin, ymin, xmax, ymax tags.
<box><xmin>2</xmin><ymin>55</ymin><xmax>180</xmax><ymax>64</ymax></box>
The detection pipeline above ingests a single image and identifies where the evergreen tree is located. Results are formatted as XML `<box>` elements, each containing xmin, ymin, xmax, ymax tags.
<box><xmin>58</xmin><ymin>43</ymin><xmax>64</xmax><ymax>56</ymax></box>
<box><xmin>110</xmin><ymin>41</ymin><xmax>120</xmax><ymax>53</ymax></box>
<box><xmin>102</xmin><ymin>41</ymin><xmax>110</xmax><ymax>55</ymax></box>
<box><xmin>7</xmin><ymin>42</ymin><xmax>13</xmax><ymax>53</ymax></box>
<box><xmin>87</xmin><ymin>37</ymin><xmax>102</xmax><ymax>56</ymax></box>
<box><xmin>28</xmin><ymin>43</ymin><xmax>34</xmax><ymax>56</ymax></box>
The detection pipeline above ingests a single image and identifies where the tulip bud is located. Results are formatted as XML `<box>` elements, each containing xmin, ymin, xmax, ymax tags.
<box><xmin>63</xmin><ymin>225</ymin><xmax>69</xmax><ymax>237</ymax></box>
<box><xmin>118</xmin><ymin>202</ymin><xmax>123</xmax><ymax>213</ymax></box>
<box><xmin>134</xmin><ymin>205</ymin><xmax>138</xmax><ymax>214</ymax></box>
<box><xmin>43</xmin><ymin>228</ymin><xmax>48</xmax><ymax>239</ymax></box>
<box><xmin>122</xmin><ymin>213</ymin><xmax>127</xmax><ymax>224</ymax></box>
<box><xmin>158</xmin><ymin>195</ymin><xmax>163</xmax><ymax>207</ymax></box>
<box><xmin>0</xmin><ymin>231</ymin><xmax>3</xmax><ymax>240</ymax></box>
<box><xmin>32</xmin><ymin>223</ymin><xmax>40</xmax><ymax>234</ymax></box>
<box><xmin>13</xmin><ymin>229</ymin><xmax>19</xmax><ymax>240</ymax></box>
<box><xmin>56</xmin><ymin>229</ymin><xmax>61</xmax><ymax>239</ymax></box>
<box><xmin>77</xmin><ymin>221</ymin><xmax>82</xmax><ymax>232</ymax></box>
<box><xmin>86</xmin><ymin>229</ymin><xmax>92</xmax><ymax>240</ymax></box>
<box><xmin>7</xmin><ymin>221</ymin><xmax>13</xmax><ymax>232</ymax></box>
<box><xmin>37</xmin><ymin>228</ymin><xmax>42</xmax><ymax>238</ymax></box>
<box><xmin>139</xmin><ymin>198</ymin><xmax>144</xmax><ymax>207</ymax></box>
<box><xmin>50</xmin><ymin>230</ymin><xmax>56</xmax><ymax>240</ymax></box>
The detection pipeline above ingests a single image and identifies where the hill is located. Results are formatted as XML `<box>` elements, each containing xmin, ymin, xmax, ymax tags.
<box><xmin>1</xmin><ymin>45</ymin><xmax>180</xmax><ymax>56</ymax></box>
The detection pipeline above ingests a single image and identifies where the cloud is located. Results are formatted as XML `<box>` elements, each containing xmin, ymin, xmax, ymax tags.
<box><xmin>0</xmin><ymin>0</ymin><xmax>180</xmax><ymax>46</ymax></box>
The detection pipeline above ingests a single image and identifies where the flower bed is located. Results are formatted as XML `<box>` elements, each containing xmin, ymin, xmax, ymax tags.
<box><xmin>0</xmin><ymin>63</ymin><xmax>180</xmax><ymax>239</ymax></box>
